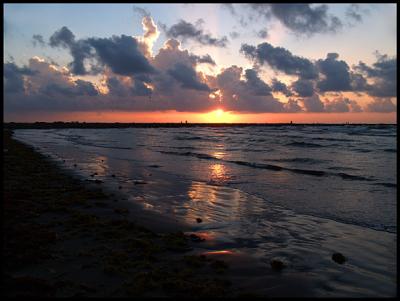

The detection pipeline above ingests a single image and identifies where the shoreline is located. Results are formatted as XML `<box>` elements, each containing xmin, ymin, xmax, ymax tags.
<box><xmin>3</xmin><ymin>130</ymin><xmax>241</xmax><ymax>297</ymax></box>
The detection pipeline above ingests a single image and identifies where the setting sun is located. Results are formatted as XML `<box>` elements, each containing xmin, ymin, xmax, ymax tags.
<box><xmin>215</xmin><ymin>109</ymin><xmax>223</xmax><ymax>117</ymax></box>
<box><xmin>201</xmin><ymin>109</ymin><xmax>238</xmax><ymax>123</ymax></box>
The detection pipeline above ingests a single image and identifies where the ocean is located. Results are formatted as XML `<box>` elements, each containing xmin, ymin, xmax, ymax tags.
<box><xmin>14</xmin><ymin>124</ymin><xmax>397</xmax><ymax>297</ymax></box>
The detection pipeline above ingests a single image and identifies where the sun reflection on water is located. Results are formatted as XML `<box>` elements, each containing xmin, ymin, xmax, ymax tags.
<box><xmin>210</xmin><ymin>163</ymin><xmax>230</xmax><ymax>183</ymax></box>
<box><xmin>184</xmin><ymin>181</ymin><xmax>242</xmax><ymax>224</ymax></box>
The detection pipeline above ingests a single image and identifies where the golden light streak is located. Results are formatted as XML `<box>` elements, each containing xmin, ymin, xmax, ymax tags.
<box><xmin>201</xmin><ymin>109</ymin><xmax>238</xmax><ymax>123</ymax></box>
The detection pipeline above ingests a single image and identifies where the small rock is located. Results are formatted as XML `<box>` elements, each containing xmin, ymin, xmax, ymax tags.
<box><xmin>73</xmin><ymin>164</ymin><xmax>77</xmax><ymax>167</ymax></box>
<box><xmin>111</xmin><ymin>174</ymin><xmax>116</xmax><ymax>178</ymax></box>
<box><xmin>270</xmin><ymin>258</ymin><xmax>285</xmax><ymax>271</ymax></box>
<box><xmin>94</xmin><ymin>179</ymin><xmax>103</xmax><ymax>184</ymax></box>
<box><xmin>118</xmin><ymin>186</ymin><xmax>122</xmax><ymax>189</ymax></box>
<box><xmin>196</xmin><ymin>218</ymin><xmax>202</xmax><ymax>223</ymax></box>
<box><xmin>332</xmin><ymin>252</ymin><xmax>346</xmax><ymax>264</ymax></box>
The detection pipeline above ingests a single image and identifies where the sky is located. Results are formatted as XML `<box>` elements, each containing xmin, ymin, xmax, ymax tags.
<box><xmin>3</xmin><ymin>3</ymin><xmax>397</xmax><ymax>123</ymax></box>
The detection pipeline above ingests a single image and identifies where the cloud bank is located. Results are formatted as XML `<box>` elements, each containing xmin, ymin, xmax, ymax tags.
<box><xmin>4</xmin><ymin>12</ymin><xmax>397</xmax><ymax>115</ymax></box>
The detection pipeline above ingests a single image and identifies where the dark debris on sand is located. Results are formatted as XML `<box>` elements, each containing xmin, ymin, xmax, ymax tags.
<box><xmin>2</xmin><ymin>130</ymin><xmax>234</xmax><ymax>297</ymax></box>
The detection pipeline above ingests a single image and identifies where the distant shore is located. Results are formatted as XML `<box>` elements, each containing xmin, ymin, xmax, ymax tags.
<box><xmin>4</xmin><ymin>122</ymin><xmax>396</xmax><ymax>129</ymax></box>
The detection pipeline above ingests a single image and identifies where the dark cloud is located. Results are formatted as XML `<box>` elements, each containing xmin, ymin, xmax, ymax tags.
<box><xmin>271</xmin><ymin>78</ymin><xmax>292</xmax><ymax>96</ymax></box>
<box><xmin>354</xmin><ymin>54</ymin><xmax>396</xmax><ymax>97</ymax></box>
<box><xmin>106</xmin><ymin>75</ymin><xmax>152</xmax><ymax>98</ymax></box>
<box><xmin>106</xmin><ymin>76</ymin><xmax>129</xmax><ymax>97</ymax></box>
<box><xmin>216</xmin><ymin>66</ymin><xmax>285</xmax><ymax>112</ymax></box>
<box><xmin>299</xmin><ymin>94</ymin><xmax>325</xmax><ymax>112</ymax></box>
<box><xmin>30</xmin><ymin>59</ymin><xmax>98</xmax><ymax>98</ymax></box>
<box><xmin>225</xmin><ymin>4</ymin><xmax>367</xmax><ymax>37</ymax></box>
<box><xmin>350</xmin><ymin>72</ymin><xmax>368</xmax><ymax>92</ymax></box>
<box><xmin>4</xmin><ymin>62</ymin><xmax>36</xmax><ymax>93</ymax></box>
<box><xmin>49</xmin><ymin>26</ymin><xmax>92</xmax><ymax>75</ymax></box>
<box><xmin>49</xmin><ymin>26</ymin><xmax>75</xmax><ymax>48</ymax></box>
<box><xmin>284</xmin><ymin>99</ymin><xmax>303</xmax><ymax>112</ymax></box>
<box><xmin>291</xmin><ymin>79</ymin><xmax>315</xmax><ymax>97</ymax></box>
<box><xmin>49</xmin><ymin>27</ymin><xmax>156</xmax><ymax>76</ymax></box>
<box><xmin>152</xmin><ymin>38</ymin><xmax>211</xmax><ymax>96</ymax></box>
<box><xmin>132</xmin><ymin>79</ymin><xmax>153</xmax><ymax>96</ymax></box>
<box><xmin>316</xmin><ymin>53</ymin><xmax>352</xmax><ymax>92</ymax></box>
<box><xmin>366</xmin><ymin>98</ymin><xmax>396</xmax><ymax>113</ymax></box>
<box><xmin>40</xmin><ymin>80</ymin><xmax>97</xmax><ymax>98</ymax></box>
<box><xmin>265</xmin><ymin>4</ymin><xmax>342</xmax><ymax>35</ymax></box>
<box><xmin>161</xmin><ymin>19</ymin><xmax>228</xmax><ymax>47</ymax></box>
<box><xmin>241</xmin><ymin>42</ymin><xmax>318</xmax><ymax>79</ymax></box>
<box><xmin>86</xmin><ymin>35</ymin><xmax>156</xmax><ymax>76</ymax></box>
<box><xmin>75</xmin><ymin>79</ymin><xmax>99</xmax><ymax>96</ymax></box>
<box><xmin>194</xmin><ymin>54</ymin><xmax>216</xmax><ymax>65</ymax></box>
<box><xmin>66</xmin><ymin>41</ymin><xmax>93</xmax><ymax>75</ymax></box>
<box><xmin>167</xmin><ymin>63</ymin><xmax>210</xmax><ymax>91</ymax></box>
<box><xmin>32</xmin><ymin>34</ymin><xmax>45</xmax><ymax>47</ymax></box>
<box><xmin>244</xmin><ymin>69</ymin><xmax>272</xmax><ymax>96</ymax></box>
<box><xmin>324</xmin><ymin>96</ymin><xmax>362</xmax><ymax>112</ymax></box>
<box><xmin>4</xmin><ymin>58</ymin><xmax>102</xmax><ymax>112</ymax></box>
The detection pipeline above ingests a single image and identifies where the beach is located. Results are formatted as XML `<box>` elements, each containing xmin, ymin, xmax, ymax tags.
<box><xmin>3</xmin><ymin>130</ymin><xmax>241</xmax><ymax>297</ymax></box>
<box><xmin>3</xmin><ymin>126</ymin><xmax>397</xmax><ymax>297</ymax></box>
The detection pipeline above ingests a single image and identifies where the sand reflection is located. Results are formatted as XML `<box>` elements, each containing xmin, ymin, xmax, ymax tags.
<box><xmin>87</xmin><ymin>155</ymin><xmax>109</xmax><ymax>177</ymax></box>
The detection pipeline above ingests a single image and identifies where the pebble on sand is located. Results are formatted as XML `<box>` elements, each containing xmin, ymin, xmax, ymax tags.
<box><xmin>270</xmin><ymin>258</ymin><xmax>285</xmax><ymax>271</ymax></box>
<box><xmin>332</xmin><ymin>252</ymin><xmax>346</xmax><ymax>264</ymax></box>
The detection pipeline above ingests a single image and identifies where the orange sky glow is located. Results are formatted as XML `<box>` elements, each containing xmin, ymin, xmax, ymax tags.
<box><xmin>5</xmin><ymin>110</ymin><xmax>396</xmax><ymax>124</ymax></box>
